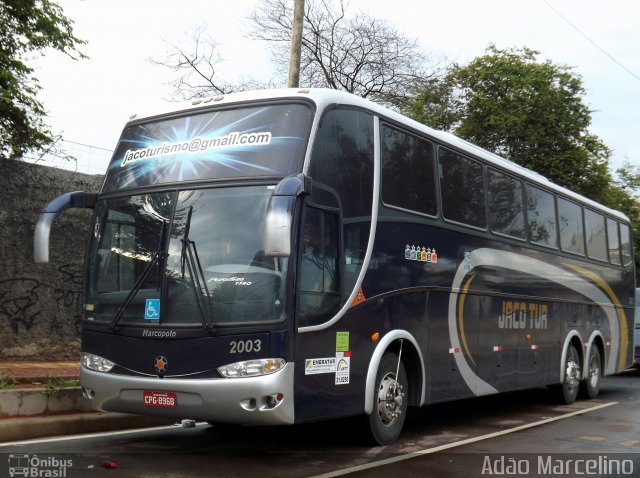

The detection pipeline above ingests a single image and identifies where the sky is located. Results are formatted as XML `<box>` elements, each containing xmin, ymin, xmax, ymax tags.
<box><xmin>29</xmin><ymin>0</ymin><xmax>640</xmax><ymax>176</ymax></box>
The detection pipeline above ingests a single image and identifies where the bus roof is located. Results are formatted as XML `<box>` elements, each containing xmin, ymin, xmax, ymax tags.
<box><xmin>126</xmin><ymin>88</ymin><xmax>629</xmax><ymax>223</ymax></box>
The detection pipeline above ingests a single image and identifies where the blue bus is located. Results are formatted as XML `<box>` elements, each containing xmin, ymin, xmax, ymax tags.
<box><xmin>34</xmin><ymin>89</ymin><xmax>636</xmax><ymax>444</ymax></box>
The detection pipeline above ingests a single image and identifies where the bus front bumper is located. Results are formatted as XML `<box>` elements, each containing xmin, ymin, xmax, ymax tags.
<box><xmin>80</xmin><ymin>363</ymin><xmax>295</xmax><ymax>426</ymax></box>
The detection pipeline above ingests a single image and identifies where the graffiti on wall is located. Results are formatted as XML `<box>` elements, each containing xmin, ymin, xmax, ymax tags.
<box><xmin>0</xmin><ymin>278</ymin><xmax>41</xmax><ymax>334</ymax></box>
<box><xmin>0</xmin><ymin>264</ymin><xmax>84</xmax><ymax>337</ymax></box>
<box><xmin>52</xmin><ymin>264</ymin><xmax>84</xmax><ymax>335</ymax></box>
<box><xmin>0</xmin><ymin>159</ymin><xmax>103</xmax><ymax>358</ymax></box>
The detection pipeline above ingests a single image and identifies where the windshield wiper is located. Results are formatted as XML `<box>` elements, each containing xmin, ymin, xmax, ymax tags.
<box><xmin>180</xmin><ymin>206</ymin><xmax>216</xmax><ymax>334</ymax></box>
<box><xmin>110</xmin><ymin>221</ymin><xmax>167</xmax><ymax>331</ymax></box>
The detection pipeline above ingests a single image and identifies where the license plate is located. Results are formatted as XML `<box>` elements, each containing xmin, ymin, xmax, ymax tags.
<box><xmin>143</xmin><ymin>391</ymin><xmax>177</xmax><ymax>408</ymax></box>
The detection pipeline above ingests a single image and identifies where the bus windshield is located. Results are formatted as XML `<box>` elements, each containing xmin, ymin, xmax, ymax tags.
<box><xmin>85</xmin><ymin>185</ymin><xmax>287</xmax><ymax>329</ymax></box>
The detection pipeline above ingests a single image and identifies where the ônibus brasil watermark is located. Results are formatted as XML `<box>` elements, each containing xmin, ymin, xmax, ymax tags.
<box><xmin>8</xmin><ymin>454</ymin><xmax>73</xmax><ymax>477</ymax></box>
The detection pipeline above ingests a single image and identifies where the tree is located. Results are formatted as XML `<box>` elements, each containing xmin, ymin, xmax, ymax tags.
<box><xmin>405</xmin><ymin>46</ymin><xmax>612</xmax><ymax>204</ymax></box>
<box><xmin>148</xmin><ymin>25</ymin><xmax>270</xmax><ymax>100</ymax></box>
<box><xmin>247</xmin><ymin>0</ymin><xmax>435</xmax><ymax>105</ymax></box>
<box><xmin>151</xmin><ymin>0</ymin><xmax>437</xmax><ymax>106</ymax></box>
<box><xmin>616</xmin><ymin>162</ymin><xmax>640</xmax><ymax>196</ymax></box>
<box><xmin>0</xmin><ymin>0</ymin><xmax>85</xmax><ymax>161</ymax></box>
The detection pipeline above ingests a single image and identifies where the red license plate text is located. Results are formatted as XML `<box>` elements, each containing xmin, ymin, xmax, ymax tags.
<box><xmin>143</xmin><ymin>391</ymin><xmax>177</xmax><ymax>408</ymax></box>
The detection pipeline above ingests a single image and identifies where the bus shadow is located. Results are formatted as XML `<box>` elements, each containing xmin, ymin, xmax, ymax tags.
<box><xmin>152</xmin><ymin>373</ymin><xmax>630</xmax><ymax>455</ymax></box>
<box><xmin>199</xmin><ymin>386</ymin><xmax>578</xmax><ymax>450</ymax></box>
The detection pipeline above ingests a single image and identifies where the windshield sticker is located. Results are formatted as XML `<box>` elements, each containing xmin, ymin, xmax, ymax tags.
<box><xmin>145</xmin><ymin>299</ymin><xmax>160</xmax><ymax>320</ymax></box>
<box><xmin>121</xmin><ymin>132</ymin><xmax>272</xmax><ymax>167</ymax></box>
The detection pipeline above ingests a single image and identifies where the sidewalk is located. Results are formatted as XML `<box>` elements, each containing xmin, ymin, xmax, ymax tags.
<box><xmin>0</xmin><ymin>361</ymin><xmax>173</xmax><ymax>443</ymax></box>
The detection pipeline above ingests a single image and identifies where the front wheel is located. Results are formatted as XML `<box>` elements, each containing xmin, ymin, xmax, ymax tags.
<box><xmin>551</xmin><ymin>343</ymin><xmax>581</xmax><ymax>405</ymax></box>
<box><xmin>364</xmin><ymin>352</ymin><xmax>408</xmax><ymax>446</ymax></box>
<box><xmin>579</xmin><ymin>346</ymin><xmax>602</xmax><ymax>399</ymax></box>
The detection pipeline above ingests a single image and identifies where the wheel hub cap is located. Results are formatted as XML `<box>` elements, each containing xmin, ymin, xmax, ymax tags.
<box><xmin>588</xmin><ymin>356</ymin><xmax>600</xmax><ymax>388</ymax></box>
<box><xmin>565</xmin><ymin>358</ymin><xmax>580</xmax><ymax>391</ymax></box>
<box><xmin>377</xmin><ymin>372</ymin><xmax>404</xmax><ymax>427</ymax></box>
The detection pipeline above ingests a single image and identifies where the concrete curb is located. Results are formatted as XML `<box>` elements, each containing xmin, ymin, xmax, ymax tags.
<box><xmin>0</xmin><ymin>387</ymin><xmax>175</xmax><ymax>443</ymax></box>
<box><xmin>0</xmin><ymin>412</ymin><xmax>176</xmax><ymax>443</ymax></box>
<box><xmin>0</xmin><ymin>387</ymin><xmax>93</xmax><ymax>417</ymax></box>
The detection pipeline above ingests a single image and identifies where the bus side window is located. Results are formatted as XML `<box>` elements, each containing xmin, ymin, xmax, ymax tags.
<box><xmin>487</xmin><ymin>168</ymin><xmax>526</xmax><ymax>239</ymax></box>
<box><xmin>438</xmin><ymin>147</ymin><xmax>486</xmax><ymax>229</ymax></box>
<box><xmin>381</xmin><ymin>124</ymin><xmax>437</xmax><ymax>216</ymax></box>
<box><xmin>298</xmin><ymin>205</ymin><xmax>340</xmax><ymax>327</ymax></box>
<box><xmin>585</xmin><ymin>208</ymin><xmax>607</xmax><ymax>262</ymax></box>
<box><xmin>607</xmin><ymin>218</ymin><xmax>622</xmax><ymax>265</ymax></box>
<box><xmin>558</xmin><ymin>197</ymin><xmax>585</xmax><ymax>255</ymax></box>
<box><xmin>526</xmin><ymin>184</ymin><xmax>558</xmax><ymax>249</ymax></box>
<box><xmin>620</xmin><ymin>223</ymin><xmax>633</xmax><ymax>266</ymax></box>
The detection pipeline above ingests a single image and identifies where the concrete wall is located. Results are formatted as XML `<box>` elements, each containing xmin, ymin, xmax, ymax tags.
<box><xmin>0</xmin><ymin>160</ymin><xmax>104</xmax><ymax>360</ymax></box>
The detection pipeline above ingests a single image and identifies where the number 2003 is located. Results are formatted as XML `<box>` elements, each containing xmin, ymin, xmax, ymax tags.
<box><xmin>229</xmin><ymin>339</ymin><xmax>262</xmax><ymax>354</ymax></box>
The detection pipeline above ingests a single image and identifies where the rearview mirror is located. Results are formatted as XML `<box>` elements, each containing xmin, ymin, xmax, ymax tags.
<box><xmin>264</xmin><ymin>196</ymin><xmax>296</xmax><ymax>256</ymax></box>
<box><xmin>264</xmin><ymin>174</ymin><xmax>311</xmax><ymax>257</ymax></box>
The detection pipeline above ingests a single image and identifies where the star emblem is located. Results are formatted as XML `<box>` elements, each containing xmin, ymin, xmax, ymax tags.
<box><xmin>154</xmin><ymin>356</ymin><xmax>168</xmax><ymax>374</ymax></box>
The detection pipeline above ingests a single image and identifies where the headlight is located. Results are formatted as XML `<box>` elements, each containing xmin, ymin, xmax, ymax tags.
<box><xmin>218</xmin><ymin>358</ymin><xmax>285</xmax><ymax>378</ymax></box>
<box><xmin>82</xmin><ymin>352</ymin><xmax>115</xmax><ymax>372</ymax></box>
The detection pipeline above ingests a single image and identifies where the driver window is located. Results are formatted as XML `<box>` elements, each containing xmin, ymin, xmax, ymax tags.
<box><xmin>298</xmin><ymin>205</ymin><xmax>340</xmax><ymax>326</ymax></box>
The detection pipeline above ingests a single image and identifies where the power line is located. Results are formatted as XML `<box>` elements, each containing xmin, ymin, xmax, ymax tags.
<box><xmin>22</xmin><ymin>154</ymin><xmax>109</xmax><ymax>174</ymax></box>
<box><xmin>541</xmin><ymin>0</ymin><xmax>640</xmax><ymax>83</ymax></box>
<box><xmin>60</xmin><ymin>139</ymin><xmax>114</xmax><ymax>153</ymax></box>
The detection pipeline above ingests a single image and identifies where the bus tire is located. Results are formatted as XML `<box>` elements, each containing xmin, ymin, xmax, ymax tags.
<box><xmin>579</xmin><ymin>346</ymin><xmax>602</xmax><ymax>399</ymax></box>
<box><xmin>552</xmin><ymin>343</ymin><xmax>581</xmax><ymax>405</ymax></box>
<box><xmin>364</xmin><ymin>351</ymin><xmax>408</xmax><ymax>446</ymax></box>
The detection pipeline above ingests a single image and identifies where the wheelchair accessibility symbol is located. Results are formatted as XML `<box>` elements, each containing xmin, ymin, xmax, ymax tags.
<box><xmin>145</xmin><ymin>299</ymin><xmax>160</xmax><ymax>320</ymax></box>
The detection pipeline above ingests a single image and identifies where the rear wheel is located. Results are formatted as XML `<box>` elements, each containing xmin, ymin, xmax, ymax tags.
<box><xmin>364</xmin><ymin>352</ymin><xmax>408</xmax><ymax>445</ymax></box>
<box><xmin>579</xmin><ymin>346</ymin><xmax>602</xmax><ymax>399</ymax></box>
<box><xmin>552</xmin><ymin>343</ymin><xmax>581</xmax><ymax>405</ymax></box>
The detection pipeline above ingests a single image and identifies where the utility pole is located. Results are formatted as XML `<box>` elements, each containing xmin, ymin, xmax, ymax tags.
<box><xmin>287</xmin><ymin>0</ymin><xmax>305</xmax><ymax>88</ymax></box>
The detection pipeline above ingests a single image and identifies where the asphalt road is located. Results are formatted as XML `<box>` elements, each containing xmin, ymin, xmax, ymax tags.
<box><xmin>2</xmin><ymin>369</ymin><xmax>639</xmax><ymax>478</ymax></box>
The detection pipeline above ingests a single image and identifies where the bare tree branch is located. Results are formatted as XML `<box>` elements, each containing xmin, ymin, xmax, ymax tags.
<box><xmin>148</xmin><ymin>25</ymin><xmax>269</xmax><ymax>100</ymax></box>
<box><xmin>150</xmin><ymin>1</ymin><xmax>445</xmax><ymax>108</ymax></box>
<box><xmin>247</xmin><ymin>0</ymin><xmax>438</xmax><ymax>107</ymax></box>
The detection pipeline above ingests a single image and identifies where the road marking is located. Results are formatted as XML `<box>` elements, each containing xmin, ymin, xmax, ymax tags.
<box><xmin>577</xmin><ymin>435</ymin><xmax>607</xmax><ymax>441</ymax></box>
<box><xmin>310</xmin><ymin>401</ymin><xmax>617</xmax><ymax>478</ymax></box>
<box><xmin>619</xmin><ymin>439</ymin><xmax>640</xmax><ymax>447</ymax></box>
<box><xmin>0</xmin><ymin>423</ymin><xmax>208</xmax><ymax>447</ymax></box>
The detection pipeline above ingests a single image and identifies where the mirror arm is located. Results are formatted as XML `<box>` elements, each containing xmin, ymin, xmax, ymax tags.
<box><xmin>272</xmin><ymin>173</ymin><xmax>312</xmax><ymax>197</ymax></box>
<box><xmin>34</xmin><ymin>191</ymin><xmax>98</xmax><ymax>264</ymax></box>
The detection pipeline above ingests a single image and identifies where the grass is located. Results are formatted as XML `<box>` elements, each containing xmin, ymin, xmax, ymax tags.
<box><xmin>0</xmin><ymin>375</ymin><xmax>18</xmax><ymax>390</ymax></box>
<box><xmin>0</xmin><ymin>374</ymin><xmax>80</xmax><ymax>395</ymax></box>
<box><xmin>42</xmin><ymin>376</ymin><xmax>81</xmax><ymax>397</ymax></box>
